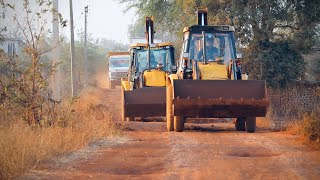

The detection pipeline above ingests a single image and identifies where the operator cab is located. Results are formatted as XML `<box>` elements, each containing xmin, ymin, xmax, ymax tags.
<box><xmin>133</xmin><ymin>43</ymin><xmax>175</xmax><ymax>73</ymax></box>
<box><xmin>178</xmin><ymin>25</ymin><xmax>239</xmax><ymax>80</ymax></box>
<box><xmin>128</xmin><ymin>43</ymin><xmax>176</xmax><ymax>89</ymax></box>
<box><xmin>190</xmin><ymin>30</ymin><xmax>236</xmax><ymax>64</ymax></box>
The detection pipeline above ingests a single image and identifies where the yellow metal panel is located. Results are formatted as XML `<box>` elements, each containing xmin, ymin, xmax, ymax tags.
<box><xmin>198</xmin><ymin>62</ymin><xmax>228</xmax><ymax>80</ymax></box>
<box><xmin>121</xmin><ymin>80</ymin><xmax>131</xmax><ymax>91</ymax></box>
<box><xmin>169</xmin><ymin>74</ymin><xmax>178</xmax><ymax>82</ymax></box>
<box><xmin>143</xmin><ymin>69</ymin><xmax>166</xmax><ymax>87</ymax></box>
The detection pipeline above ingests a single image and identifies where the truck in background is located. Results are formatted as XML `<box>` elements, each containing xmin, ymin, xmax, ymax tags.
<box><xmin>108</xmin><ymin>52</ymin><xmax>130</xmax><ymax>89</ymax></box>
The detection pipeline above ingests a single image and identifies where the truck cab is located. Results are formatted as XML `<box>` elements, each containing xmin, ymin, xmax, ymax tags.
<box><xmin>108</xmin><ymin>52</ymin><xmax>130</xmax><ymax>89</ymax></box>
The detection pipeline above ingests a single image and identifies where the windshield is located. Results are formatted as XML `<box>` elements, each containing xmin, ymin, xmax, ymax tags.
<box><xmin>109</xmin><ymin>56</ymin><xmax>129</xmax><ymax>68</ymax></box>
<box><xmin>189</xmin><ymin>32</ymin><xmax>236</xmax><ymax>64</ymax></box>
<box><xmin>136</xmin><ymin>48</ymin><xmax>172</xmax><ymax>72</ymax></box>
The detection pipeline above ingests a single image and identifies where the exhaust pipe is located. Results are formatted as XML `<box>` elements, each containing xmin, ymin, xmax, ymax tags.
<box><xmin>145</xmin><ymin>16</ymin><xmax>154</xmax><ymax>44</ymax></box>
<box><xmin>145</xmin><ymin>16</ymin><xmax>155</xmax><ymax>71</ymax></box>
<box><xmin>197</xmin><ymin>8</ymin><xmax>208</xmax><ymax>26</ymax></box>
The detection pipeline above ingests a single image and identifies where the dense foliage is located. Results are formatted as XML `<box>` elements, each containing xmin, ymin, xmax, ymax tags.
<box><xmin>246</xmin><ymin>42</ymin><xmax>306</xmax><ymax>88</ymax></box>
<box><xmin>119</xmin><ymin>0</ymin><xmax>320</xmax><ymax>88</ymax></box>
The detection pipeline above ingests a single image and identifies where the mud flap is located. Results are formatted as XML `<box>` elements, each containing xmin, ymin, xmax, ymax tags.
<box><xmin>123</xmin><ymin>87</ymin><xmax>166</xmax><ymax>117</ymax></box>
<box><xmin>172</xmin><ymin>80</ymin><xmax>269</xmax><ymax>118</ymax></box>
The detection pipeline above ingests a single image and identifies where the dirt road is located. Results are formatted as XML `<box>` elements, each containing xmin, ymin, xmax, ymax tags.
<box><xmin>24</xmin><ymin>87</ymin><xmax>320</xmax><ymax>179</ymax></box>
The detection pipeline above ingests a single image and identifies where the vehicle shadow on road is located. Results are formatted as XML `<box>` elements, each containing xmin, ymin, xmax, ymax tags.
<box><xmin>122</xmin><ymin>121</ymin><xmax>275</xmax><ymax>134</ymax></box>
<box><xmin>184</xmin><ymin>123</ymin><xmax>275</xmax><ymax>133</ymax></box>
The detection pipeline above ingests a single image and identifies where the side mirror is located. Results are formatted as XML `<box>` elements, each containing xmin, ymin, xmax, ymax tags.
<box><xmin>132</xmin><ymin>66</ymin><xmax>137</xmax><ymax>73</ymax></box>
<box><xmin>236</xmin><ymin>53</ymin><xmax>243</xmax><ymax>59</ymax></box>
<box><xmin>183</xmin><ymin>52</ymin><xmax>189</xmax><ymax>61</ymax></box>
<box><xmin>172</xmin><ymin>65</ymin><xmax>177</xmax><ymax>72</ymax></box>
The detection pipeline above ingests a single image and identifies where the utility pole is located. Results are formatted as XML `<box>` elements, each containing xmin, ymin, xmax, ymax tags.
<box><xmin>84</xmin><ymin>5</ymin><xmax>88</xmax><ymax>86</ymax></box>
<box><xmin>52</xmin><ymin>0</ymin><xmax>60</xmax><ymax>100</ymax></box>
<box><xmin>69</xmin><ymin>0</ymin><xmax>78</xmax><ymax>97</ymax></box>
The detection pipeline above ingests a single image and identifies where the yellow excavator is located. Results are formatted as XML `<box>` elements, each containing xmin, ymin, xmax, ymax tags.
<box><xmin>166</xmin><ymin>8</ymin><xmax>270</xmax><ymax>132</ymax></box>
<box><xmin>121</xmin><ymin>17</ymin><xmax>176</xmax><ymax>121</ymax></box>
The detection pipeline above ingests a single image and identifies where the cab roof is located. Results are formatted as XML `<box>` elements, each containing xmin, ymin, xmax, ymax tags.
<box><xmin>183</xmin><ymin>25</ymin><xmax>235</xmax><ymax>33</ymax></box>
<box><xmin>108</xmin><ymin>51</ymin><xmax>129</xmax><ymax>56</ymax></box>
<box><xmin>130</xmin><ymin>42</ymin><xmax>173</xmax><ymax>48</ymax></box>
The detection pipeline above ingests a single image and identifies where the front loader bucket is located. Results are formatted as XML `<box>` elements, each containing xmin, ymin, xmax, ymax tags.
<box><xmin>122</xmin><ymin>87</ymin><xmax>166</xmax><ymax>118</ymax></box>
<box><xmin>172</xmin><ymin>80</ymin><xmax>269</xmax><ymax>118</ymax></box>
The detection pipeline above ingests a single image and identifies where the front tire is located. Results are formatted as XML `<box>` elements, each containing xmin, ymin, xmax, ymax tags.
<box><xmin>121</xmin><ymin>85</ymin><xmax>125</xmax><ymax>121</ymax></box>
<box><xmin>109</xmin><ymin>80</ymin><xmax>115</xmax><ymax>89</ymax></box>
<box><xmin>246</xmin><ymin>117</ymin><xmax>256</xmax><ymax>133</ymax></box>
<box><xmin>174</xmin><ymin>116</ymin><xmax>185</xmax><ymax>132</ymax></box>
<box><xmin>235</xmin><ymin>117</ymin><xmax>246</xmax><ymax>131</ymax></box>
<box><xmin>126</xmin><ymin>117</ymin><xmax>134</xmax><ymax>121</ymax></box>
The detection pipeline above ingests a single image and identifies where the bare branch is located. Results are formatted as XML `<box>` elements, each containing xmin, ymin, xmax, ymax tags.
<box><xmin>29</xmin><ymin>0</ymin><xmax>43</xmax><ymax>24</ymax></box>
<box><xmin>38</xmin><ymin>40</ymin><xmax>61</xmax><ymax>56</ymax></box>
<box><xmin>14</xmin><ymin>16</ymin><xmax>32</xmax><ymax>49</ymax></box>
<box><xmin>24</xmin><ymin>1</ymin><xmax>36</xmax><ymax>51</ymax></box>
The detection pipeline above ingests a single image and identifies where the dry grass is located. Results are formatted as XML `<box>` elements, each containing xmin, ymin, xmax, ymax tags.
<box><xmin>287</xmin><ymin>121</ymin><xmax>301</xmax><ymax>135</ymax></box>
<box><xmin>287</xmin><ymin>111</ymin><xmax>320</xmax><ymax>150</ymax></box>
<box><xmin>0</xmin><ymin>87</ymin><xmax>121</xmax><ymax>179</ymax></box>
<box><xmin>256</xmin><ymin>117</ymin><xmax>271</xmax><ymax>129</ymax></box>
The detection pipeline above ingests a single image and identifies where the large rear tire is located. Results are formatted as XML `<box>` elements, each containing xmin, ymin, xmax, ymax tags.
<box><xmin>174</xmin><ymin>116</ymin><xmax>185</xmax><ymax>132</ymax></box>
<box><xmin>166</xmin><ymin>78</ymin><xmax>174</xmax><ymax>131</ymax></box>
<box><xmin>126</xmin><ymin>117</ymin><xmax>134</xmax><ymax>121</ymax></box>
<box><xmin>246</xmin><ymin>117</ymin><xmax>256</xmax><ymax>133</ymax></box>
<box><xmin>121</xmin><ymin>85</ymin><xmax>125</xmax><ymax>121</ymax></box>
<box><xmin>235</xmin><ymin>117</ymin><xmax>246</xmax><ymax>131</ymax></box>
<box><xmin>109</xmin><ymin>80</ymin><xmax>115</xmax><ymax>89</ymax></box>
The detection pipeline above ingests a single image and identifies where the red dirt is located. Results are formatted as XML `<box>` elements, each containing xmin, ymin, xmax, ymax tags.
<box><xmin>21</xmin><ymin>78</ymin><xmax>320</xmax><ymax>179</ymax></box>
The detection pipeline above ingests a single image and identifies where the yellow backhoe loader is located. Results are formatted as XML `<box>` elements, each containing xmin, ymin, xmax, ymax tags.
<box><xmin>166</xmin><ymin>8</ymin><xmax>270</xmax><ymax>132</ymax></box>
<box><xmin>121</xmin><ymin>17</ymin><xmax>176</xmax><ymax>121</ymax></box>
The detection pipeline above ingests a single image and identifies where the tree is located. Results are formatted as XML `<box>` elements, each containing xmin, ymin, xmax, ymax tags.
<box><xmin>128</xmin><ymin>19</ymin><xmax>147</xmax><ymax>40</ymax></box>
<box><xmin>245</xmin><ymin>42</ymin><xmax>306</xmax><ymax>88</ymax></box>
<box><xmin>230</xmin><ymin>0</ymin><xmax>319</xmax><ymax>87</ymax></box>
<box><xmin>0</xmin><ymin>0</ymin><xmax>66</xmax><ymax>124</ymax></box>
<box><xmin>119</xmin><ymin>0</ymin><xmax>186</xmax><ymax>42</ymax></box>
<box><xmin>118</xmin><ymin>0</ymin><xmax>320</xmax><ymax>88</ymax></box>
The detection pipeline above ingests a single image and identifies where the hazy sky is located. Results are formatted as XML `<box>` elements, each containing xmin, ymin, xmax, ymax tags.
<box><xmin>59</xmin><ymin>0</ymin><xmax>136</xmax><ymax>44</ymax></box>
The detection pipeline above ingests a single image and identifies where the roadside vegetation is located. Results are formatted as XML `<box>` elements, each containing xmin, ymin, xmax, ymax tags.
<box><xmin>302</xmin><ymin>111</ymin><xmax>320</xmax><ymax>149</ymax></box>
<box><xmin>0</xmin><ymin>45</ymin><xmax>123</xmax><ymax>179</ymax></box>
<box><xmin>0</xmin><ymin>1</ymin><xmax>126</xmax><ymax>179</ymax></box>
<box><xmin>0</xmin><ymin>87</ymin><xmax>121</xmax><ymax>179</ymax></box>
<box><xmin>288</xmin><ymin>111</ymin><xmax>320</xmax><ymax>150</ymax></box>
